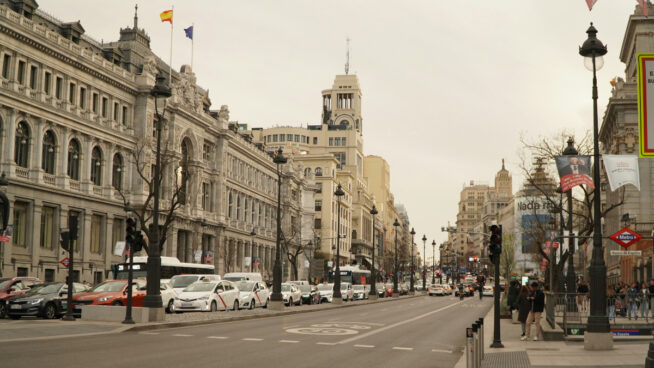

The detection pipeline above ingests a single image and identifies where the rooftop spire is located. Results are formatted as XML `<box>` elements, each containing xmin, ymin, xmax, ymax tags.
<box><xmin>502</xmin><ymin>158</ymin><xmax>505</xmax><ymax>170</ymax></box>
<box><xmin>345</xmin><ymin>37</ymin><xmax>350</xmax><ymax>75</ymax></box>
<box><xmin>133</xmin><ymin>3</ymin><xmax>138</xmax><ymax>29</ymax></box>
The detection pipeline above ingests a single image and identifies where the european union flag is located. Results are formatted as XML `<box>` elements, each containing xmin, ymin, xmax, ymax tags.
<box><xmin>184</xmin><ymin>25</ymin><xmax>193</xmax><ymax>40</ymax></box>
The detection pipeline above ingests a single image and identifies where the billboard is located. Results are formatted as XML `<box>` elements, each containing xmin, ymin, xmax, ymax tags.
<box><xmin>514</xmin><ymin>196</ymin><xmax>555</xmax><ymax>254</ymax></box>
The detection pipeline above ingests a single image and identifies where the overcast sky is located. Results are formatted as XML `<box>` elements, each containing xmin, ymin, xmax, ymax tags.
<box><xmin>39</xmin><ymin>0</ymin><xmax>638</xmax><ymax>263</ymax></box>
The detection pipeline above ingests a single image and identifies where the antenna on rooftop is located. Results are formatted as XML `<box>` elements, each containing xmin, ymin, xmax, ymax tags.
<box><xmin>345</xmin><ymin>37</ymin><xmax>350</xmax><ymax>75</ymax></box>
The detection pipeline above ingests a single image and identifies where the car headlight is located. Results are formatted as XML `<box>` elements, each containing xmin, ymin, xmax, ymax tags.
<box><xmin>97</xmin><ymin>297</ymin><xmax>112</xmax><ymax>302</ymax></box>
<box><xmin>31</xmin><ymin>299</ymin><xmax>43</xmax><ymax>304</ymax></box>
<box><xmin>198</xmin><ymin>295</ymin><xmax>209</xmax><ymax>300</ymax></box>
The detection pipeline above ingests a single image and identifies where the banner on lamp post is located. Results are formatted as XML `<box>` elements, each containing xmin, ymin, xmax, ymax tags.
<box><xmin>602</xmin><ymin>155</ymin><xmax>640</xmax><ymax>191</ymax></box>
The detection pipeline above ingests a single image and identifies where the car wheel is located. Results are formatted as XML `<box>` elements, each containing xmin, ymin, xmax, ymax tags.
<box><xmin>9</xmin><ymin>315</ymin><xmax>20</xmax><ymax>320</ymax></box>
<box><xmin>233</xmin><ymin>300</ymin><xmax>239</xmax><ymax>311</ymax></box>
<box><xmin>263</xmin><ymin>299</ymin><xmax>269</xmax><ymax>309</ymax></box>
<box><xmin>43</xmin><ymin>303</ymin><xmax>57</xmax><ymax>319</ymax></box>
<box><xmin>0</xmin><ymin>303</ymin><xmax>7</xmax><ymax>319</ymax></box>
<box><xmin>112</xmin><ymin>300</ymin><xmax>123</xmax><ymax>306</ymax></box>
<box><xmin>250</xmin><ymin>300</ymin><xmax>256</xmax><ymax>310</ymax></box>
<box><xmin>166</xmin><ymin>300</ymin><xmax>174</xmax><ymax>313</ymax></box>
<box><xmin>210</xmin><ymin>301</ymin><xmax>217</xmax><ymax>312</ymax></box>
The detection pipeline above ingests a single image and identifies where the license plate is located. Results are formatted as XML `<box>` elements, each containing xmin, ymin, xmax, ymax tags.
<box><xmin>182</xmin><ymin>303</ymin><xmax>193</xmax><ymax>308</ymax></box>
<box><xmin>10</xmin><ymin>304</ymin><xmax>20</xmax><ymax>309</ymax></box>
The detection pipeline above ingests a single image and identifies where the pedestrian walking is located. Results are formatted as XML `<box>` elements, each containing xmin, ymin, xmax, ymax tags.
<box><xmin>577</xmin><ymin>279</ymin><xmax>589</xmax><ymax>312</ymax></box>
<box><xmin>507</xmin><ymin>280</ymin><xmax>520</xmax><ymax>313</ymax></box>
<box><xmin>524</xmin><ymin>281</ymin><xmax>544</xmax><ymax>341</ymax></box>
<box><xmin>517</xmin><ymin>285</ymin><xmax>531</xmax><ymax>339</ymax></box>
<box><xmin>640</xmin><ymin>282</ymin><xmax>650</xmax><ymax>320</ymax></box>
<box><xmin>607</xmin><ymin>288</ymin><xmax>616</xmax><ymax>322</ymax></box>
<box><xmin>626</xmin><ymin>282</ymin><xmax>639</xmax><ymax>320</ymax></box>
<box><xmin>648</xmin><ymin>280</ymin><xmax>654</xmax><ymax>319</ymax></box>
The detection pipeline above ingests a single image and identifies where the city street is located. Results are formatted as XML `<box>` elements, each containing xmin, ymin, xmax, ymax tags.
<box><xmin>0</xmin><ymin>295</ymin><xmax>491</xmax><ymax>368</ymax></box>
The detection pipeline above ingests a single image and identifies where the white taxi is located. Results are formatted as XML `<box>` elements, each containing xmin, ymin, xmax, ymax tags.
<box><xmin>235</xmin><ymin>280</ymin><xmax>270</xmax><ymax>309</ymax></box>
<box><xmin>172</xmin><ymin>280</ymin><xmax>240</xmax><ymax>312</ymax></box>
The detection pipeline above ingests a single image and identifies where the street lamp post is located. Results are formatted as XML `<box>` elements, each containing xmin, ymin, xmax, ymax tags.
<box><xmin>432</xmin><ymin>240</ymin><xmax>436</xmax><ymax>285</ymax></box>
<box><xmin>393</xmin><ymin>219</ymin><xmax>400</xmax><ymax>297</ymax></box>
<box><xmin>410</xmin><ymin>228</ymin><xmax>416</xmax><ymax>293</ymax></box>
<box><xmin>422</xmin><ymin>235</ymin><xmax>427</xmax><ymax>292</ymax></box>
<box><xmin>562</xmin><ymin>138</ymin><xmax>578</xmax><ymax>295</ymax></box>
<box><xmin>271</xmin><ymin>148</ymin><xmax>287</xmax><ymax>310</ymax></box>
<box><xmin>0</xmin><ymin>172</ymin><xmax>9</xmax><ymax>278</ymax></box>
<box><xmin>143</xmin><ymin>74</ymin><xmax>171</xmax><ymax>314</ymax></box>
<box><xmin>333</xmin><ymin>184</ymin><xmax>345</xmax><ymax>303</ymax></box>
<box><xmin>369</xmin><ymin>205</ymin><xmax>378</xmax><ymax>299</ymax></box>
<box><xmin>579</xmin><ymin>23</ymin><xmax>612</xmax><ymax>349</ymax></box>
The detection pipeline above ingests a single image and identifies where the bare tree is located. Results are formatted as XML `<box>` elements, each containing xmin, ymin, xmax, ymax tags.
<box><xmin>500</xmin><ymin>233</ymin><xmax>517</xmax><ymax>281</ymax></box>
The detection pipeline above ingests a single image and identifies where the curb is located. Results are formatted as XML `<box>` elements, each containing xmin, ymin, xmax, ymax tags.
<box><xmin>125</xmin><ymin>293</ymin><xmax>426</xmax><ymax>333</ymax></box>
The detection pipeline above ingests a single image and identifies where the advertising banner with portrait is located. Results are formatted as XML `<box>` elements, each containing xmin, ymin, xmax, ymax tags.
<box><xmin>555</xmin><ymin>155</ymin><xmax>594</xmax><ymax>192</ymax></box>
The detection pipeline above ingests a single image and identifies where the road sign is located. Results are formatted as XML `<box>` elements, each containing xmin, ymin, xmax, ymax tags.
<box><xmin>610</xmin><ymin>250</ymin><xmax>642</xmax><ymax>256</ymax></box>
<box><xmin>609</xmin><ymin>227</ymin><xmax>642</xmax><ymax>248</ymax></box>
<box><xmin>60</xmin><ymin>257</ymin><xmax>70</xmax><ymax>267</ymax></box>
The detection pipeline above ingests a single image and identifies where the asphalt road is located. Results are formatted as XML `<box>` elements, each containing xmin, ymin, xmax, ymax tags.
<box><xmin>0</xmin><ymin>294</ymin><xmax>492</xmax><ymax>368</ymax></box>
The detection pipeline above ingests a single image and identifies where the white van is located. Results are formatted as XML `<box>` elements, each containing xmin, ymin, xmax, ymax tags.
<box><xmin>170</xmin><ymin>274</ymin><xmax>221</xmax><ymax>294</ymax></box>
<box><xmin>222</xmin><ymin>272</ymin><xmax>263</xmax><ymax>282</ymax></box>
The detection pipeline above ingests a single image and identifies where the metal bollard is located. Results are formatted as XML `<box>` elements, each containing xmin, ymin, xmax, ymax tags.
<box><xmin>475</xmin><ymin>322</ymin><xmax>482</xmax><ymax>367</ymax></box>
<box><xmin>472</xmin><ymin>323</ymin><xmax>479</xmax><ymax>368</ymax></box>
<box><xmin>478</xmin><ymin>317</ymin><xmax>484</xmax><ymax>359</ymax></box>
<box><xmin>466</xmin><ymin>327</ymin><xmax>473</xmax><ymax>368</ymax></box>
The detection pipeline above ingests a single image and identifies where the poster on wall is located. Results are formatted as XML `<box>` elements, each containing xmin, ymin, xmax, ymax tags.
<box><xmin>514</xmin><ymin>196</ymin><xmax>555</xmax><ymax>254</ymax></box>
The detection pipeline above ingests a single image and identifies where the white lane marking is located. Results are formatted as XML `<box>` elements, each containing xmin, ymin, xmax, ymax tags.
<box><xmin>207</xmin><ymin>336</ymin><xmax>228</xmax><ymax>339</ymax></box>
<box><xmin>139</xmin><ymin>332</ymin><xmax>160</xmax><ymax>335</ymax></box>
<box><xmin>432</xmin><ymin>349</ymin><xmax>453</xmax><ymax>354</ymax></box>
<box><xmin>393</xmin><ymin>347</ymin><xmax>414</xmax><ymax>351</ymax></box>
<box><xmin>354</xmin><ymin>344</ymin><xmax>375</xmax><ymax>348</ymax></box>
<box><xmin>337</xmin><ymin>299</ymin><xmax>466</xmax><ymax>345</ymax></box>
<box><xmin>172</xmin><ymin>334</ymin><xmax>193</xmax><ymax>337</ymax></box>
<box><xmin>279</xmin><ymin>340</ymin><xmax>299</xmax><ymax>343</ymax></box>
<box><xmin>242</xmin><ymin>338</ymin><xmax>263</xmax><ymax>341</ymax></box>
<box><xmin>316</xmin><ymin>342</ymin><xmax>337</xmax><ymax>345</ymax></box>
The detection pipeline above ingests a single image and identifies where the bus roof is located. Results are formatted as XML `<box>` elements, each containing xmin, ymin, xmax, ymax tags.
<box><xmin>338</xmin><ymin>265</ymin><xmax>371</xmax><ymax>273</ymax></box>
<box><xmin>130</xmin><ymin>256</ymin><xmax>215</xmax><ymax>270</ymax></box>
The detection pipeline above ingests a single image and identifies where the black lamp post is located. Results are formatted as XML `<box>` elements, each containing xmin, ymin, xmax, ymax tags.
<box><xmin>422</xmin><ymin>235</ymin><xmax>427</xmax><ymax>291</ymax></box>
<box><xmin>0</xmin><ymin>172</ymin><xmax>8</xmax><ymax>278</ymax></box>
<box><xmin>271</xmin><ymin>148</ymin><xmax>287</xmax><ymax>307</ymax></box>
<box><xmin>410</xmin><ymin>228</ymin><xmax>416</xmax><ymax>293</ymax></box>
<box><xmin>579</xmin><ymin>22</ymin><xmax>611</xmax><ymax>343</ymax></box>
<box><xmin>562</xmin><ymin>139</ymin><xmax>578</xmax><ymax>295</ymax></box>
<box><xmin>393</xmin><ymin>218</ymin><xmax>400</xmax><ymax>296</ymax></box>
<box><xmin>432</xmin><ymin>240</ymin><xmax>436</xmax><ymax>285</ymax></box>
<box><xmin>333</xmin><ymin>183</ymin><xmax>345</xmax><ymax>301</ymax></box>
<box><xmin>369</xmin><ymin>205</ymin><xmax>378</xmax><ymax>298</ymax></box>
<box><xmin>143</xmin><ymin>74</ymin><xmax>171</xmax><ymax>311</ymax></box>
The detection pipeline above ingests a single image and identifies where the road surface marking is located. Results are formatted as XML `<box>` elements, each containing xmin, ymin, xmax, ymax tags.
<box><xmin>279</xmin><ymin>340</ymin><xmax>299</xmax><ymax>343</ymax></box>
<box><xmin>242</xmin><ymin>338</ymin><xmax>263</xmax><ymax>341</ymax></box>
<box><xmin>432</xmin><ymin>349</ymin><xmax>453</xmax><ymax>354</ymax></box>
<box><xmin>393</xmin><ymin>347</ymin><xmax>414</xmax><ymax>351</ymax></box>
<box><xmin>316</xmin><ymin>342</ymin><xmax>337</xmax><ymax>345</ymax></box>
<box><xmin>354</xmin><ymin>344</ymin><xmax>375</xmax><ymax>348</ymax></box>
<box><xmin>172</xmin><ymin>334</ymin><xmax>193</xmax><ymax>337</ymax></box>
<box><xmin>207</xmin><ymin>336</ymin><xmax>228</xmax><ymax>339</ymax></box>
<box><xmin>336</xmin><ymin>299</ymin><xmax>466</xmax><ymax>345</ymax></box>
<box><xmin>139</xmin><ymin>332</ymin><xmax>160</xmax><ymax>335</ymax></box>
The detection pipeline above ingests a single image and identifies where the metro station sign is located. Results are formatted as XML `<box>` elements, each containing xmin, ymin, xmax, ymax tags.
<box><xmin>609</xmin><ymin>227</ymin><xmax>642</xmax><ymax>249</ymax></box>
<box><xmin>59</xmin><ymin>257</ymin><xmax>70</xmax><ymax>267</ymax></box>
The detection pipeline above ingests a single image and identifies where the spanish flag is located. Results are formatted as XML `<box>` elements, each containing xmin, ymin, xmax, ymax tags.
<box><xmin>160</xmin><ymin>9</ymin><xmax>173</xmax><ymax>24</ymax></box>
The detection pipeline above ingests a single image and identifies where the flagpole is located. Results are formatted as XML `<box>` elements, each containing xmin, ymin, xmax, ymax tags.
<box><xmin>169</xmin><ymin>5</ymin><xmax>174</xmax><ymax>83</ymax></box>
<box><xmin>191</xmin><ymin>23</ymin><xmax>194</xmax><ymax>70</ymax></box>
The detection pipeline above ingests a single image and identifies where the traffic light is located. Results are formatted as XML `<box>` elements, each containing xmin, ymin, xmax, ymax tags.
<box><xmin>132</xmin><ymin>231</ymin><xmax>144</xmax><ymax>252</ymax></box>
<box><xmin>126</xmin><ymin>217</ymin><xmax>137</xmax><ymax>246</ymax></box>
<box><xmin>488</xmin><ymin>224</ymin><xmax>502</xmax><ymax>262</ymax></box>
<box><xmin>60</xmin><ymin>230</ymin><xmax>70</xmax><ymax>251</ymax></box>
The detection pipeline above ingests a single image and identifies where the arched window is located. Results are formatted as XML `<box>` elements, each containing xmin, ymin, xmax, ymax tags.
<box><xmin>14</xmin><ymin>121</ymin><xmax>30</xmax><ymax>168</ymax></box>
<box><xmin>304</xmin><ymin>167</ymin><xmax>311</xmax><ymax>177</ymax></box>
<box><xmin>179</xmin><ymin>138</ymin><xmax>191</xmax><ymax>204</ymax></box>
<box><xmin>90</xmin><ymin>146</ymin><xmax>103</xmax><ymax>186</ymax></box>
<box><xmin>315</xmin><ymin>167</ymin><xmax>323</xmax><ymax>177</ymax></box>
<box><xmin>42</xmin><ymin>130</ymin><xmax>56</xmax><ymax>174</ymax></box>
<box><xmin>67</xmin><ymin>139</ymin><xmax>80</xmax><ymax>180</ymax></box>
<box><xmin>112</xmin><ymin>153</ymin><xmax>123</xmax><ymax>189</ymax></box>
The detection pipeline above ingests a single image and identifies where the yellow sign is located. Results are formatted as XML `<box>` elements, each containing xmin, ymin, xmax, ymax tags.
<box><xmin>637</xmin><ymin>53</ymin><xmax>654</xmax><ymax>157</ymax></box>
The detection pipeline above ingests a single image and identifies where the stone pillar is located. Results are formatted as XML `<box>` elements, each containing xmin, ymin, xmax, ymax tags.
<box><xmin>104</xmin><ymin>215</ymin><xmax>114</xmax><ymax>280</ymax></box>
<box><xmin>30</xmin><ymin>118</ymin><xmax>44</xmax><ymax>181</ymax></box>
<box><xmin>81</xmin><ymin>211</ymin><xmax>92</xmax><ymax>281</ymax></box>
<box><xmin>2</xmin><ymin>109</ymin><xmax>17</xmax><ymax>175</ymax></box>
<box><xmin>31</xmin><ymin>201</ymin><xmax>42</xmax><ymax>277</ymax></box>
<box><xmin>176</xmin><ymin>230</ymin><xmax>186</xmax><ymax>262</ymax></box>
<box><xmin>56</xmin><ymin>128</ymin><xmax>70</xmax><ymax>188</ymax></box>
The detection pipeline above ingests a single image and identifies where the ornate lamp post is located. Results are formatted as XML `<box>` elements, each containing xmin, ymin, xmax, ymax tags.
<box><xmin>579</xmin><ymin>22</ymin><xmax>611</xmax><ymax>349</ymax></box>
<box><xmin>271</xmin><ymin>148</ymin><xmax>287</xmax><ymax>309</ymax></box>
<box><xmin>393</xmin><ymin>218</ymin><xmax>400</xmax><ymax>297</ymax></box>
<box><xmin>410</xmin><ymin>228</ymin><xmax>416</xmax><ymax>293</ymax></box>
<box><xmin>333</xmin><ymin>183</ymin><xmax>345</xmax><ymax>303</ymax></box>
<box><xmin>143</xmin><ymin>74</ymin><xmax>171</xmax><ymax>313</ymax></box>
<box><xmin>562</xmin><ymin>138</ymin><xmax>578</xmax><ymax>294</ymax></box>
<box><xmin>422</xmin><ymin>235</ymin><xmax>427</xmax><ymax>292</ymax></box>
<box><xmin>432</xmin><ymin>240</ymin><xmax>436</xmax><ymax>285</ymax></box>
<box><xmin>369</xmin><ymin>205</ymin><xmax>378</xmax><ymax>299</ymax></box>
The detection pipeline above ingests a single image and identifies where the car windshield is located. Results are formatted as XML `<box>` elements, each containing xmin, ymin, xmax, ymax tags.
<box><xmin>281</xmin><ymin>284</ymin><xmax>292</xmax><ymax>292</ymax></box>
<box><xmin>340</xmin><ymin>283</ymin><xmax>348</xmax><ymax>290</ymax></box>
<box><xmin>184</xmin><ymin>282</ymin><xmax>216</xmax><ymax>292</ymax></box>
<box><xmin>235</xmin><ymin>281</ymin><xmax>254</xmax><ymax>291</ymax></box>
<box><xmin>298</xmin><ymin>285</ymin><xmax>311</xmax><ymax>292</ymax></box>
<box><xmin>34</xmin><ymin>283</ymin><xmax>63</xmax><ymax>294</ymax></box>
<box><xmin>317</xmin><ymin>284</ymin><xmax>332</xmax><ymax>291</ymax></box>
<box><xmin>353</xmin><ymin>285</ymin><xmax>364</xmax><ymax>291</ymax></box>
<box><xmin>171</xmin><ymin>276</ymin><xmax>199</xmax><ymax>288</ymax></box>
<box><xmin>89</xmin><ymin>282</ymin><xmax>125</xmax><ymax>293</ymax></box>
<box><xmin>0</xmin><ymin>280</ymin><xmax>12</xmax><ymax>290</ymax></box>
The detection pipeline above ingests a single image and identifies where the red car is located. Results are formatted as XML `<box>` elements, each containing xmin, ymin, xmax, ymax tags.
<box><xmin>0</xmin><ymin>277</ymin><xmax>42</xmax><ymax>318</ymax></box>
<box><xmin>72</xmin><ymin>280</ymin><xmax>146</xmax><ymax>316</ymax></box>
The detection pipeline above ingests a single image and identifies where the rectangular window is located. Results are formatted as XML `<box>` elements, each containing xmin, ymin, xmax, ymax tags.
<box><xmin>287</xmin><ymin>134</ymin><xmax>292</xmax><ymax>141</ymax></box>
<box><xmin>294</xmin><ymin>134</ymin><xmax>300</xmax><ymax>142</ymax></box>
<box><xmin>92</xmin><ymin>93</ymin><xmax>98</xmax><ymax>113</ymax></box>
<box><xmin>280</xmin><ymin>134</ymin><xmax>285</xmax><ymax>142</ymax></box>
<box><xmin>29</xmin><ymin>65</ymin><xmax>37</xmax><ymax>89</ymax></box>
<box><xmin>68</xmin><ymin>82</ymin><xmax>75</xmax><ymax>104</ymax></box>
<box><xmin>113</xmin><ymin>102</ymin><xmax>119</xmax><ymax>120</ymax></box>
<box><xmin>79</xmin><ymin>87</ymin><xmax>86</xmax><ymax>109</ymax></box>
<box><xmin>203</xmin><ymin>143</ymin><xmax>213</xmax><ymax>161</ymax></box>
<box><xmin>94</xmin><ymin>271</ymin><xmax>103</xmax><ymax>285</ymax></box>
<box><xmin>202</xmin><ymin>183</ymin><xmax>209</xmax><ymax>210</ymax></box>
<box><xmin>43</xmin><ymin>71</ymin><xmax>51</xmax><ymax>95</ymax></box>
<box><xmin>44</xmin><ymin>269</ymin><xmax>55</xmax><ymax>282</ymax></box>
<box><xmin>315</xmin><ymin>200</ymin><xmax>322</xmax><ymax>211</ymax></box>
<box><xmin>315</xmin><ymin>218</ymin><xmax>322</xmax><ymax>229</ymax></box>
<box><xmin>334</xmin><ymin>152</ymin><xmax>346</xmax><ymax>168</ymax></box>
<box><xmin>16</xmin><ymin>267</ymin><xmax>28</xmax><ymax>277</ymax></box>
<box><xmin>313</xmin><ymin>137</ymin><xmax>318</xmax><ymax>145</ymax></box>
<box><xmin>13</xmin><ymin>202</ymin><xmax>28</xmax><ymax>247</ymax></box>
<box><xmin>273</xmin><ymin>134</ymin><xmax>278</xmax><ymax>142</ymax></box>
<box><xmin>122</xmin><ymin>106</ymin><xmax>128</xmax><ymax>125</ymax></box>
<box><xmin>55</xmin><ymin>77</ymin><xmax>62</xmax><ymax>99</ymax></box>
<box><xmin>40</xmin><ymin>206</ymin><xmax>55</xmax><ymax>249</ymax></box>
<box><xmin>342</xmin><ymin>137</ymin><xmax>347</xmax><ymax>146</ymax></box>
<box><xmin>329</xmin><ymin>137</ymin><xmax>334</xmax><ymax>146</ymax></box>
<box><xmin>316</xmin><ymin>183</ymin><xmax>322</xmax><ymax>193</ymax></box>
<box><xmin>112</xmin><ymin>218</ymin><xmax>123</xmax><ymax>255</ymax></box>
<box><xmin>90</xmin><ymin>214</ymin><xmax>102</xmax><ymax>254</ymax></box>
<box><xmin>335</xmin><ymin>137</ymin><xmax>341</xmax><ymax>146</ymax></box>
<box><xmin>1</xmin><ymin>54</ymin><xmax>10</xmax><ymax>79</ymax></box>
<box><xmin>17</xmin><ymin>60</ymin><xmax>25</xmax><ymax>85</ymax></box>
<box><xmin>102</xmin><ymin>97</ymin><xmax>108</xmax><ymax>117</ymax></box>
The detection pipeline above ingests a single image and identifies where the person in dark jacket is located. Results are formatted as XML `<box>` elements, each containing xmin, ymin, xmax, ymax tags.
<box><xmin>507</xmin><ymin>281</ymin><xmax>520</xmax><ymax>312</ymax></box>
<box><xmin>524</xmin><ymin>281</ymin><xmax>545</xmax><ymax>341</ymax></box>
<box><xmin>517</xmin><ymin>285</ymin><xmax>531</xmax><ymax>338</ymax></box>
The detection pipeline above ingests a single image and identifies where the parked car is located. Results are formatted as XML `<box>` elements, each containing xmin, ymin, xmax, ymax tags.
<box><xmin>376</xmin><ymin>284</ymin><xmax>388</xmax><ymax>298</ymax></box>
<box><xmin>0</xmin><ymin>277</ymin><xmax>42</xmax><ymax>318</ymax></box>
<box><xmin>169</xmin><ymin>274</ymin><xmax>221</xmax><ymax>295</ymax></box>
<box><xmin>279</xmin><ymin>283</ymin><xmax>302</xmax><ymax>306</ymax></box>
<box><xmin>398</xmin><ymin>283</ymin><xmax>409</xmax><ymax>295</ymax></box>
<box><xmin>223</xmin><ymin>272</ymin><xmax>262</xmax><ymax>282</ymax></box>
<box><xmin>317</xmin><ymin>283</ymin><xmax>334</xmax><ymax>303</ymax></box>
<box><xmin>160</xmin><ymin>281</ymin><xmax>177</xmax><ymax>312</ymax></box>
<box><xmin>72</xmin><ymin>280</ymin><xmax>146</xmax><ymax>316</ymax></box>
<box><xmin>482</xmin><ymin>285</ymin><xmax>494</xmax><ymax>296</ymax></box>
<box><xmin>172</xmin><ymin>280</ymin><xmax>240</xmax><ymax>312</ymax></box>
<box><xmin>340</xmin><ymin>282</ymin><xmax>354</xmax><ymax>301</ymax></box>
<box><xmin>352</xmin><ymin>285</ymin><xmax>368</xmax><ymax>300</ymax></box>
<box><xmin>297</xmin><ymin>284</ymin><xmax>320</xmax><ymax>305</ymax></box>
<box><xmin>235</xmin><ymin>280</ymin><xmax>270</xmax><ymax>309</ymax></box>
<box><xmin>289</xmin><ymin>280</ymin><xmax>310</xmax><ymax>286</ymax></box>
<box><xmin>428</xmin><ymin>284</ymin><xmax>445</xmax><ymax>296</ymax></box>
<box><xmin>7</xmin><ymin>282</ymin><xmax>89</xmax><ymax>319</ymax></box>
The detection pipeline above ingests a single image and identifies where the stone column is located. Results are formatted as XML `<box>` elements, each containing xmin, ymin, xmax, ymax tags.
<box><xmin>56</xmin><ymin>128</ymin><xmax>70</xmax><ymax>188</ymax></box>
<box><xmin>104</xmin><ymin>215</ymin><xmax>114</xmax><ymax>280</ymax></box>
<box><xmin>2</xmin><ymin>109</ymin><xmax>17</xmax><ymax>175</ymax></box>
<box><xmin>81</xmin><ymin>211</ymin><xmax>92</xmax><ymax>281</ymax></box>
<box><xmin>30</xmin><ymin>118</ymin><xmax>44</xmax><ymax>181</ymax></box>
<box><xmin>31</xmin><ymin>201</ymin><xmax>42</xmax><ymax>277</ymax></box>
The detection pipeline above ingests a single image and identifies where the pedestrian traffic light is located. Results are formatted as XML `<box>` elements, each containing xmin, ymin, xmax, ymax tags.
<box><xmin>488</xmin><ymin>225</ymin><xmax>502</xmax><ymax>262</ymax></box>
<box><xmin>60</xmin><ymin>230</ymin><xmax>70</xmax><ymax>251</ymax></box>
<box><xmin>132</xmin><ymin>230</ymin><xmax>144</xmax><ymax>252</ymax></box>
<box><xmin>126</xmin><ymin>217</ymin><xmax>137</xmax><ymax>246</ymax></box>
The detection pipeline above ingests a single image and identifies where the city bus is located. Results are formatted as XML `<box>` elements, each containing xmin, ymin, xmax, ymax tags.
<box><xmin>328</xmin><ymin>265</ymin><xmax>371</xmax><ymax>285</ymax></box>
<box><xmin>112</xmin><ymin>256</ymin><xmax>216</xmax><ymax>280</ymax></box>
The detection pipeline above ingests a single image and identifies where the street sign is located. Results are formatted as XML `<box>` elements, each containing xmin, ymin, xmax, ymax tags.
<box><xmin>60</xmin><ymin>257</ymin><xmax>70</xmax><ymax>267</ymax></box>
<box><xmin>610</xmin><ymin>250</ymin><xmax>642</xmax><ymax>256</ymax></box>
<box><xmin>609</xmin><ymin>227</ymin><xmax>642</xmax><ymax>248</ymax></box>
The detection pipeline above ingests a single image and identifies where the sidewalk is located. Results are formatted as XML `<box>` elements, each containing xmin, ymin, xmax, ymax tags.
<box><xmin>455</xmin><ymin>306</ymin><xmax>649</xmax><ymax>368</ymax></box>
